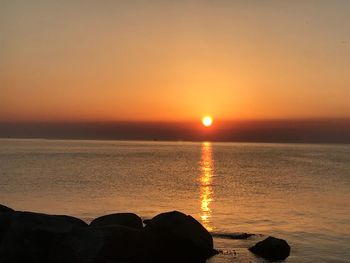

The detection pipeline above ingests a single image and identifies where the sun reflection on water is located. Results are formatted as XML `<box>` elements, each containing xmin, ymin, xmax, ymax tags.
<box><xmin>200</xmin><ymin>142</ymin><xmax>214</xmax><ymax>231</ymax></box>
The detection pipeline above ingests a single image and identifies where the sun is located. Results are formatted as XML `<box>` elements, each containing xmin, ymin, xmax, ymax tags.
<box><xmin>202</xmin><ymin>116</ymin><xmax>213</xmax><ymax>127</ymax></box>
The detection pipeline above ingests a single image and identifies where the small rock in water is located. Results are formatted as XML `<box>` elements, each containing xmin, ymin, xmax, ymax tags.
<box><xmin>90</xmin><ymin>212</ymin><xmax>143</xmax><ymax>229</ymax></box>
<box><xmin>249</xmin><ymin>236</ymin><xmax>290</xmax><ymax>260</ymax></box>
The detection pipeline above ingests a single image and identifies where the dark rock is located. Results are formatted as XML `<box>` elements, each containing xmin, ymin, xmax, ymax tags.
<box><xmin>10</xmin><ymin>211</ymin><xmax>87</xmax><ymax>231</ymax></box>
<box><xmin>0</xmin><ymin>210</ymin><xmax>217</xmax><ymax>263</ymax></box>
<box><xmin>144</xmin><ymin>211</ymin><xmax>217</xmax><ymax>259</ymax></box>
<box><xmin>83</xmin><ymin>225</ymin><xmax>211</xmax><ymax>263</ymax></box>
<box><xmin>211</xmin><ymin>232</ymin><xmax>255</xmax><ymax>240</ymax></box>
<box><xmin>94</xmin><ymin>225</ymin><xmax>146</xmax><ymax>263</ymax></box>
<box><xmin>90</xmin><ymin>213</ymin><xmax>143</xmax><ymax>229</ymax></box>
<box><xmin>249</xmin><ymin>236</ymin><xmax>290</xmax><ymax>260</ymax></box>
<box><xmin>94</xmin><ymin>225</ymin><xmax>211</xmax><ymax>263</ymax></box>
<box><xmin>49</xmin><ymin>225</ymin><xmax>159</xmax><ymax>263</ymax></box>
<box><xmin>0</xmin><ymin>204</ymin><xmax>14</xmax><ymax>213</ymax></box>
<box><xmin>0</xmin><ymin>211</ymin><xmax>87</xmax><ymax>263</ymax></box>
<box><xmin>143</xmin><ymin>219</ymin><xmax>151</xmax><ymax>225</ymax></box>
<box><xmin>52</xmin><ymin>221</ymin><xmax>215</xmax><ymax>263</ymax></box>
<box><xmin>142</xmin><ymin>229</ymin><xmax>211</xmax><ymax>263</ymax></box>
<box><xmin>0</xmin><ymin>212</ymin><xmax>13</xmax><ymax>244</ymax></box>
<box><xmin>48</xmin><ymin>226</ymin><xmax>106</xmax><ymax>263</ymax></box>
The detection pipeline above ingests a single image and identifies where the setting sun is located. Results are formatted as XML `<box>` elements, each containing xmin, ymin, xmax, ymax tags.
<box><xmin>202</xmin><ymin>116</ymin><xmax>213</xmax><ymax>127</ymax></box>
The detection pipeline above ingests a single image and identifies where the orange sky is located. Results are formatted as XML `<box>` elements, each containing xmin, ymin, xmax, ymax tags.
<box><xmin>1</xmin><ymin>1</ymin><xmax>350</xmax><ymax>122</ymax></box>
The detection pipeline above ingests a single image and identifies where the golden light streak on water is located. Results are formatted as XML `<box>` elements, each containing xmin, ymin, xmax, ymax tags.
<box><xmin>199</xmin><ymin>142</ymin><xmax>215</xmax><ymax>231</ymax></box>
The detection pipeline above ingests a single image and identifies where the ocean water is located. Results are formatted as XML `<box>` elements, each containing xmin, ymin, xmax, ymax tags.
<box><xmin>0</xmin><ymin>139</ymin><xmax>349</xmax><ymax>262</ymax></box>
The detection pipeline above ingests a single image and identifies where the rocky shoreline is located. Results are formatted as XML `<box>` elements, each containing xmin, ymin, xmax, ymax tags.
<box><xmin>0</xmin><ymin>204</ymin><xmax>290</xmax><ymax>262</ymax></box>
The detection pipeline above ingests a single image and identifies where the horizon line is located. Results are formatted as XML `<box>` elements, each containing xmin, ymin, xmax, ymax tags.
<box><xmin>1</xmin><ymin>136</ymin><xmax>349</xmax><ymax>145</ymax></box>
<box><xmin>1</xmin><ymin>117</ymin><xmax>350</xmax><ymax>124</ymax></box>
<box><xmin>1</xmin><ymin>119</ymin><xmax>350</xmax><ymax>144</ymax></box>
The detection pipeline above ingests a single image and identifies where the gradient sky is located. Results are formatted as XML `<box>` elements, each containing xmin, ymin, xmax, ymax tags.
<box><xmin>1</xmin><ymin>0</ymin><xmax>350</xmax><ymax>122</ymax></box>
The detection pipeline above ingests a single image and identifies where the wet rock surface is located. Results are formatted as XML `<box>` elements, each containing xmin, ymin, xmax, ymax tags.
<box><xmin>211</xmin><ymin>232</ymin><xmax>256</xmax><ymax>240</ymax></box>
<box><xmin>0</xmin><ymin>205</ymin><xmax>290</xmax><ymax>262</ymax></box>
<box><xmin>0</xmin><ymin>204</ymin><xmax>14</xmax><ymax>213</ymax></box>
<box><xmin>90</xmin><ymin>213</ymin><xmax>143</xmax><ymax>230</ymax></box>
<box><xmin>0</xmin><ymin>210</ymin><xmax>88</xmax><ymax>263</ymax></box>
<box><xmin>0</xmin><ymin>206</ymin><xmax>218</xmax><ymax>263</ymax></box>
<box><xmin>249</xmin><ymin>236</ymin><xmax>290</xmax><ymax>260</ymax></box>
<box><xmin>144</xmin><ymin>211</ymin><xmax>217</xmax><ymax>259</ymax></box>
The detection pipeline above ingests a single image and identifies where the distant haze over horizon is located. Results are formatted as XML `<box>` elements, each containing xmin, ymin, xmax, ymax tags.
<box><xmin>1</xmin><ymin>1</ymin><xmax>350</xmax><ymax>123</ymax></box>
<box><xmin>1</xmin><ymin>119</ymin><xmax>350</xmax><ymax>144</ymax></box>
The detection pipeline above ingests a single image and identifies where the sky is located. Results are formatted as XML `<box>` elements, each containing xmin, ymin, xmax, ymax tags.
<box><xmin>1</xmin><ymin>0</ymin><xmax>350</xmax><ymax>123</ymax></box>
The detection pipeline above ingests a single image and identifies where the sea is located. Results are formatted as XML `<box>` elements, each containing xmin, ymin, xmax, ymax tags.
<box><xmin>0</xmin><ymin>139</ymin><xmax>349</xmax><ymax>262</ymax></box>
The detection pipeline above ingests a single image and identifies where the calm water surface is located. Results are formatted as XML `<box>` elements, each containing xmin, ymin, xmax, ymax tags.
<box><xmin>0</xmin><ymin>139</ymin><xmax>350</xmax><ymax>262</ymax></box>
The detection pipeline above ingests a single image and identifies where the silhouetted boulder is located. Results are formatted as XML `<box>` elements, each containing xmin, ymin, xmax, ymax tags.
<box><xmin>143</xmin><ymin>229</ymin><xmax>214</xmax><ymax>263</ymax></box>
<box><xmin>0</xmin><ymin>211</ymin><xmax>87</xmax><ymax>263</ymax></box>
<box><xmin>0</xmin><ymin>204</ymin><xmax>14</xmax><ymax>213</ymax></box>
<box><xmin>0</xmin><ymin>204</ymin><xmax>14</xmax><ymax>242</ymax></box>
<box><xmin>249</xmin><ymin>236</ymin><xmax>290</xmax><ymax>260</ymax></box>
<box><xmin>50</xmin><ymin>224</ymin><xmax>211</xmax><ymax>263</ymax></box>
<box><xmin>48</xmin><ymin>226</ymin><xmax>106</xmax><ymax>263</ymax></box>
<box><xmin>93</xmin><ymin>225</ymin><xmax>146</xmax><ymax>263</ymax></box>
<box><xmin>90</xmin><ymin>213</ymin><xmax>143</xmax><ymax>229</ymax></box>
<box><xmin>144</xmin><ymin>211</ymin><xmax>217</xmax><ymax>259</ymax></box>
<box><xmin>0</xmin><ymin>212</ymin><xmax>13</xmax><ymax>244</ymax></box>
<box><xmin>0</xmin><ymin>210</ymin><xmax>217</xmax><ymax>262</ymax></box>
<box><xmin>143</xmin><ymin>219</ymin><xmax>151</xmax><ymax>225</ymax></box>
